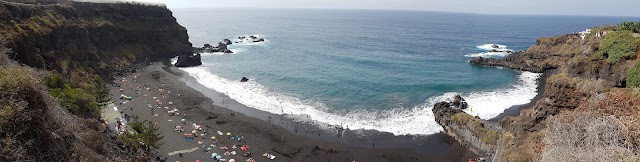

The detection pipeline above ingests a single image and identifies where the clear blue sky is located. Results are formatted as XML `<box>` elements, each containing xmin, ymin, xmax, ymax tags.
<box><xmin>135</xmin><ymin>0</ymin><xmax>640</xmax><ymax>17</ymax></box>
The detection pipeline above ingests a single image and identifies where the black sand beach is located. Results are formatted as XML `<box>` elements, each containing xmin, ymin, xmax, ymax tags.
<box><xmin>108</xmin><ymin>61</ymin><xmax>476</xmax><ymax>162</ymax></box>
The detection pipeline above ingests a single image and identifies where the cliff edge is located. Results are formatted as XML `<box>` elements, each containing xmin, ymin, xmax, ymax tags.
<box><xmin>1</xmin><ymin>1</ymin><xmax>191</xmax><ymax>161</ymax></box>
<box><xmin>438</xmin><ymin>24</ymin><xmax>640</xmax><ymax>161</ymax></box>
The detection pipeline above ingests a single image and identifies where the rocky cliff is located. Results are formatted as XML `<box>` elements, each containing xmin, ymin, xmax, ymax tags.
<box><xmin>432</xmin><ymin>101</ymin><xmax>498</xmax><ymax>158</ymax></box>
<box><xmin>0</xmin><ymin>1</ymin><xmax>191</xmax><ymax>161</ymax></box>
<box><xmin>440</xmin><ymin>25</ymin><xmax>640</xmax><ymax>161</ymax></box>
<box><xmin>1</xmin><ymin>1</ymin><xmax>192</xmax><ymax>80</ymax></box>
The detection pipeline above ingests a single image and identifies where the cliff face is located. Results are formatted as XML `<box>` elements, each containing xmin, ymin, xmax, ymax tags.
<box><xmin>470</xmin><ymin>30</ymin><xmax>633</xmax><ymax>87</ymax></box>
<box><xmin>0</xmin><ymin>2</ymin><xmax>191</xmax><ymax>161</ymax></box>
<box><xmin>432</xmin><ymin>102</ymin><xmax>498</xmax><ymax>157</ymax></box>
<box><xmin>442</xmin><ymin>26</ymin><xmax>640</xmax><ymax>161</ymax></box>
<box><xmin>1</xmin><ymin>1</ymin><xmax>192</xmax><ymax>80</ymax></box>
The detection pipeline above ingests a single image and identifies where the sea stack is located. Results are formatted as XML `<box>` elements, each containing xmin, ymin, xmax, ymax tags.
<box><xmin>240</xmin><ymin>77</ymin><xmax>249</xmax><ymax>82</ymax></box>
<box><xmin>174</xmin><ymin>53</ymin><xmax>202</xmax><ymax>67</ymax></box>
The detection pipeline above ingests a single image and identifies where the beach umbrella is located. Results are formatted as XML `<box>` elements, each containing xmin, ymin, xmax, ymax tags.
<box><xmin>211</xmin><ymin>153</ymin><xmax>218</xmax><ymax>158</ymax></box>
<box><xmin>229</xmin><ymin>159</ymin><xmax>236</xmax><ymax>162</ymax></box>
<box><xmin>226</xmin><ymin>132</ymin><xmax>231</xmax><ymax>136</ymax></box>
<box><xmin>216</xmin><ymin>155</ymin><xmax>222</xmax><ymax>160</ymax></box>
<box><xmin>241</xmin><ymin>146</ymin><xmax>247</xmax><ymax>151</ymax></box>
<box><xmin>196</xmin><ymin>160</ymin><xmax>201</xmax><ymax>162</ymax></box>
<box><xmin>192</xmin><ymin>130</ymin><xmax>198</xmax><ymax>134</ymax></box>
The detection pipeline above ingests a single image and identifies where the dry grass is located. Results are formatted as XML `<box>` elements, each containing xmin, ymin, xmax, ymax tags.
<box><xmin>542</xmin><ymin>111</ymin><xmax>637</xmax><ymax>161</ymax></box>
<box><xmin>541</xmin><ymin>89</ymin><xmax>640</xmax><ymax>161</ymax></box>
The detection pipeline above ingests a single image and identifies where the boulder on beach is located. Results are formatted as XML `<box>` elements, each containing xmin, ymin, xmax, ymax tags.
<box><xmin>175</xmin><ymin>53</ymin><xmax>202</xmax><ymax>67</ymax></box>
<box><xmin>204</xmin><ymin>44</ymin><xmax>212</xmax><ymax>48</ymax></box>
<box><xmin>240</xmin><ymin>77</ymin><xmax>249</xmax><ymax>82</ymax></box>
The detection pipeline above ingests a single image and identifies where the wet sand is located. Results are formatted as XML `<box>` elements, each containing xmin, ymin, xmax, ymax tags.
<box><xmin>109</xmin><ymin>61</ymin><xmax>476</xmax><ymax>162</ymax></box>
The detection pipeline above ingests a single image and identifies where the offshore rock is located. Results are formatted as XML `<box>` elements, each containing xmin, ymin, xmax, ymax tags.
<box><xmin>174</xmin><ymin>53</ymin><xmax>202</xmax><ymax>67</ymax></box>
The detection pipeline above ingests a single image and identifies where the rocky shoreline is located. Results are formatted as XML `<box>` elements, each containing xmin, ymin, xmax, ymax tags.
<box><xmin>436</xmin><ymin>26</ymin><xmax>640</xmax><ymax>161</ymax></box>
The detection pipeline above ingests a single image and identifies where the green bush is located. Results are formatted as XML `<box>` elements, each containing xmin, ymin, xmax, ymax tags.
<box><xmin>118</xmin><ymin>118</ymin><xmax>164</xmax><ymax>149</ymax></box>
<box><xmin>618</xmin><ymin>21</ymin><xmax>640</xmax><ymax>33</ymax></box>
<box><xmin>49</xmin><ymin>84</ymin><xmax>99</xmax><ymax>117</ymax></box>
<box><xmin>628</xmin><ymin>61</ymin><xmax>640</xmax><ymax>88</ymax></box>
<box><xmin>599</xmin><ymin>31</ymin><xmax>640</xmax><ymax>64</ymax></box>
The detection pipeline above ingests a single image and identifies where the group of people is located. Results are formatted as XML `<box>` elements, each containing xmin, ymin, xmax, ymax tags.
<box><xmin>112</xmin><ymin>72</ymin><xmax>285</xmax><ymax>162</ymax></box>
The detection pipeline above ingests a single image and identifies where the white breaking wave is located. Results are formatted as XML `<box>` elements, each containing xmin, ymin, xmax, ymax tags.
<box><xmin>470</xmin><ymin>44</ymin><xmax>514</xmax><ymax>58</ymax></box>
<box><xmin>464</xmin><ymin>52</ymin><xmax>511</xmax><ymax>58</ymax></box>
<box><xmin>477</xmin><ymin>44</ymin><xmax>508</xmax><ymax>51</ymax></box>
<box><xmin>176</xmin><ymin>65</ymin><xmax>541</xmax><ymax>135</ymax></box>
<box><xmin>179</xmin><ymin>67</ymin><xmax>445</xmax><ymax>135</ymax></box>
<box><xmin>461</xmin><ymin>71</ymin><xmax>541</xmax><ymax>119</ymax></box>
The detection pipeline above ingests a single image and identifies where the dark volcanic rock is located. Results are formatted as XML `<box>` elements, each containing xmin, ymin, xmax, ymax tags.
<box><xmin>491</xmin><ymin>44</ymin><xmax>499</xmax><ymax>48</ymax></box>
<box><xmin>253</xmin><ymin>38</ymin><xmax>265</xmax><ymax>43</ymax></box>
<box><xmin>469</xmin><ymin>54</ymin><xmax>552</xmax><ymax>73</ymax></box>
<box><xmin>174</xmin><ymin>53</ymin><xmax>202</xmax><ymax>67</ymax></box>
<box><xmin>2</xmin><ymin>1</ymin><xmax>192</xmax><ymax>80</ymax></box>
<box><xmin>432</xmin><ymin>101</ymin><xmax>497</xmax><ymax>157</ymax></box>
<box><xmin>240</xmin><ymin>77</ymin><xmax>249</xmax><ymax>82</ymax></box>
<box><xmin>452</xmin><ymin>95</ymin><xmax>468</xmax><ymax>109</ymax></box>
<box><xmin>223</xmin><ymin>39</ymin><xmax>232</xmax><ymax>45</ymax></box>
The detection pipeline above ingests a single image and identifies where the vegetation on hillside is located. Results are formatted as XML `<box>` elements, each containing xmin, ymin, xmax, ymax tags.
<box><xmin>542</xmin><ymin>89</ymin><xmax>640</xmax><ymax>161</ymax></box>
<box><xmin>451</xmin><ymin>112</ymin><xmax>498</xmax><ymax>145</ymax></box>
<box><xmin>618</xmin><ymin>21</ymin><xmax>640</xmax><ymax>33</ymax></box>
<box><xmin>629</xmin><ymin>62</ymin><xmax>640</xmax><ymax>88</ymax></box>
<box><xmin>117</xmin><ymin>117</ymin><xmax>164</xmax><ymax>150</ymax></box>
<box><xmin>47</xmin><ymin>72</ymin><xmax>109</xmax><ymax>118</ymax></box>
<box><xmin>598</xmin><ymin>30</ymin><xmax>640</xmax><ymax>64</ymax></box>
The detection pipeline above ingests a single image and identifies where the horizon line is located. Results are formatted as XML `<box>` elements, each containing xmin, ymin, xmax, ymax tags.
<box><xmin>167</xmin><ymin>7</ymin><xmax>640</xmax><ymax>18</ymax></box>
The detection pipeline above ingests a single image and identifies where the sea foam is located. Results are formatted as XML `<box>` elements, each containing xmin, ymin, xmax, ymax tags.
<box><xmin>180</xmin><ymin>67</ymin><xmax>444</xmax><ymax>135</ymax></box>
<box><xmin>461</xmin><ymin>71</ymin><xmax>541</xmax><ymax>119</ymax></box>
<box><xmin>177</xmin><ymin>66</ymin><xmax>541</xmax><ymax>135</ymax></box>
<box><xmin>476</xmin><ymin>44</ymin><xmax>508</xmax><ymax>51</ymax></box>
<box><xmin>464</xmin><ymin>52</ymin><xmax>511</xmax><ymax>58</ymax></box>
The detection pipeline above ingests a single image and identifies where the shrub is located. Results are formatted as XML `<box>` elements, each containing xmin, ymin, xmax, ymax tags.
<box><xmin>629</xmin><ymin>61</ymin><xmax>640</xmax><ymax>88</ymax></box>
<box><xmin>599</xmin><ymin>31</ymin><xmax>640</xmax><ymax>64</ymax></box>
<box><xmin>618</xmin><ymin>21</ymin><xmax>640</xmax><ymax>33</ymax></box>
<box><xmin>49</xmin><ymin>84</ymin><xmax>100</xmax><ymax>117</ymax></box>
<box><xmin>118</xmin><ymin>118</ymin><xmax>164</xmax><ymax>149</ymax></box>
<box><xmin>451</xmin><ymin>112</ymin><xmax>473</xmax><ymax>123</ymax></box>
<box><xmin>0</xmin><ymin>66</ymin><xmax>40</xmax><ymax>125</ymax></box>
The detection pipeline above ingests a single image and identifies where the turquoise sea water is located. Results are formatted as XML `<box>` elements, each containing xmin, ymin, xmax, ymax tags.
<box><xmin>171</xmin><ymin>9</ymin><xmax>639</xmax><ymax>135</ymax></box>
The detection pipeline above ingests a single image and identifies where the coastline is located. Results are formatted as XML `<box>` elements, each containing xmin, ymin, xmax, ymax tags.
<box><xmin>112</xmin><ymin>61</ymin><xmax>477</xmax><ymax>161</ymax></box>
<box><xmin>488</xmin><ymin>70</ymin><xmax>554</xmax><ymax>121</ymax></box>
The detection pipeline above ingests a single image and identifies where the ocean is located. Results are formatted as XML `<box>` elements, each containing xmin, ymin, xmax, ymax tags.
<box><xmin>170</xmin><ymin>8</ymin><xmax>639</xmax><ymax>135</ymax></box>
